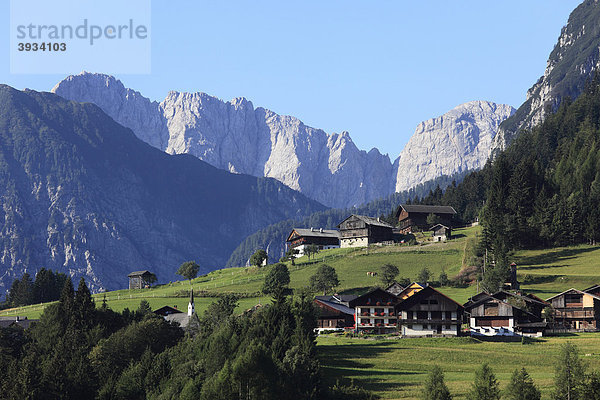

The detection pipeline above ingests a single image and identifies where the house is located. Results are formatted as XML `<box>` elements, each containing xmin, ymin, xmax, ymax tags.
<box><xmin>395</xmin><ymin>286</ymin><xmax>463</xmax><ymax>336</ymax></box>
<box><xmin>385</xmin><ymin>282</ymin><xmax>406</xmax><ymax>296</ymax></box>
<box><xmin>431</xmin><ymin>224</ymin><xmax>451</xmax><ymax>242</ymax></box>
<box><xmin>583</xmin><ymin>284</ymin><xmax>600</xmax><ymax>297</ymax></box>
<box><xmin>314</xmin><ymin>294</ymin><xmax>357</xmax><ymax>331</ymax></box>
<box><xmin>153</xmin><ymin>305</ymin><xmax>183</xmax><ymax>317</ymax></box>
<box><xmin>396</xmin><ymin>205</ymin><xmax>457</xmax><ymax>234</ymax></box>
<box><xmin>337</xmin><ymin>215</ymin><xmax>394</xmax><ymax>248</ymax></box>
<box><xmin>463</xmin><ymin>291</ymin><xmax>548</xmax><ymax>337</ymax></box>
<box><xmin>286</xmin><ymin>228</ymin><xmax>340</xmax><ymax>256</ymax></box>
<box><xmin>546</xmin><ymin>288</ymin><xmax>600</xmax><ymax>331</ymax></box>
<box><xmin>128</xmin><ymin>270</ymin><xmax>155</xmax><ymax>290</ymax></box>
<box><xmin>0</xmin><ymin>316</ymin><xmax>37</xmax><ymax>330</ymax></box>
<box><xmin>165</xmin><ymin>289</ymin><xmax>197</xmax><ymax>329</ymax></box>
<box><xmin>349</xmin><ymin>288</ymin><xmax>400</xmax><ymax>333</ymax></box>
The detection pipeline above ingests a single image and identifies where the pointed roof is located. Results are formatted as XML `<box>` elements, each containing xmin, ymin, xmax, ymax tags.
<box><xmin>337</xmin><ymin>214</ymin><xmax>394</xmax><ymax>229</ymax></box>
<box><xmin>348</xmin><ymin>287</ymin><xmax>399</xmax><ymax>307</ymax></box>
<box><xmin>286</xmin><ymin>228</ymin><xmax>340</xmax><ymax>242</ymax></box>
<box><xmin>396</xmin><ymin>204</ymin><xmax>457</xmax><ymax>218</ymax></box>
<box><xmin>546</xmin><ymin>288</ymin><xmax>600</xmax><ymax>302</ymax></box>
<box><xmin>395</xmin><ymin>286</ymin><xmax>464</xmax><ymax>310</ymax></box>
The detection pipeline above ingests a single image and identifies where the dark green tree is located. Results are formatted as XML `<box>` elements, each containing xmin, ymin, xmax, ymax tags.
<box><xmin>553</xmin><ymin>342</ymin><xmax>586</xmax><ymax>400</ymax></box>
<box><xmin>380</xmin><ymin>264</ymin><xmax>399</xmax><ymax>286</ymax></box>
<box><xmin>439</xmin><ymin>271</ymin><xmax>449</xmax><ymax>287</ymax></box>
<box><xmin>422</xmin><ymin>365</ymin><xmax>452</xmax><ymax>400</ymax></box>
<box><xmin>505</xmin><ymin>368</ymin><xmax>540</xmax><ymax>400</ymax></box>
<box><xmin>466</xmin><ymin>363</ymin><xmax>500</xmax><ymax>400</ymax></box>
<box><xmin>250</xmin><ymin>249</ymin><xmax>268</xmax><ymax>267</ymax></box>
<box><xmin>177</xmin><ymin>261</ymin><xmax>200</xmax><ymax>282</ymax></box>
<box><xmin>418</xmin><ymin>267</ymin><xmax>432</xmax><ymax>283</ymax></box>
<box><xmin>262</xmin><ymin>263</ymin><xmax>291</xmax><ymax>295</ymax></box>
<box><xmin>304</xmin><ymin>244</ymin><xmax>319</xmax><ymax>260</ymax></box>
<box><xmin>309</xmin><ymin>264</ymin><xmax>339</xmax><ymax>295</ymax></box>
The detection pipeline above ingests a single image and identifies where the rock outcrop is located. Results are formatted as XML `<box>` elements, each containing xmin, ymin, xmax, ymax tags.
<box><xmin>53</xmin><ymin>73</ymin><xmax>513</xmax><ymax>207</ymax></box>
<box><xmin>491</xmin><ymin>0</ymin><xmax>600</xmax><ymax>154</ymax></box>
<box><xmin>394</xmin><ymin>101</ymin><xmax>515</xmax><ymax>192</ymax></box>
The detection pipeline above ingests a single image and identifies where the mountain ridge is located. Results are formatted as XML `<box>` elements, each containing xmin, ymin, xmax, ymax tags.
<box><xmin>52</xmin><ymin>73</ymin><xmax>514</xmax><ymax>208</ymax></box>
<box><xmin>0</xmin><ymin>85</ymin><xmax>325</xmax><ymax>295</ymax></box>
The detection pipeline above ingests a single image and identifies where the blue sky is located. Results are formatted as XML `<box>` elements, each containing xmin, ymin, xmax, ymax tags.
<box><xmin>1</xmin><ymin>0</ymin><xmax>582</xmax><ymax>157</ymax></box>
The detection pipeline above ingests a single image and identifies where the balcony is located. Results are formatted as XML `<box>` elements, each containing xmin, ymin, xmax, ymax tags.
<box><xmin>397</xmin><ymin>319</ymin><xmax>459</xmax><ymax>325</ymax></box>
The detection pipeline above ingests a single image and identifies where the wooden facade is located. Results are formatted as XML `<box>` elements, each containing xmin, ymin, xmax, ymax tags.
<box><xmin>431</xmin><ymin>224</ymin><xmax>451</xmax><ymax>242</ymax></box>
<box><xmin>128</xmin><ymin>270</ymin><xmax>154</xmax><ymax>290</ymax></box>
<box><xmin>337</xmin><ymin>215</ymin><xmax>394</xmax><ymax>248</ymax></box>
<box><xmin>395</xmin><ymin>286</ymin><xmax>464</xmax><ymax>336</ymax></box>
<box><xmin>547</xmin><ymin>289</ymin><xmax>600</xmax><ymax>331</ymax></box>
<box><xmin>286</xmin><ymin>228</ymin><xmax>340</xmax><ymax>255</ymax></box>
<box><xmin>349</xmin><ymin>288</ymin><xmax>400</xmax><ymax>333</ymax></box>
<box><xmin>395</xmin><ymin>205</ymin><xmax>457</xmax><ymax>234</ymax></box>
<box><xmin>464</xmin><ymin>291</ymin><xmax>547</xmax><ymax>337</ymax></box>
<box><xmin>314</xmin><ymin>295</ymin><xmax>356</xmax><ymax>330</ymax></box>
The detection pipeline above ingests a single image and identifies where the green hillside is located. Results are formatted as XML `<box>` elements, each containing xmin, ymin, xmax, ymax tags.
<box><xmin>3</xmin><ymin>225</ymin><xmax>600</xmax><ymax>320</ymax></box>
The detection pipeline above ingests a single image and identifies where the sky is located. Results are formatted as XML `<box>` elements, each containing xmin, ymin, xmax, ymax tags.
<box><xmin>0</xmin><ymin>0</ymin><xmax>583</xmax><ymax>158</ymax></box>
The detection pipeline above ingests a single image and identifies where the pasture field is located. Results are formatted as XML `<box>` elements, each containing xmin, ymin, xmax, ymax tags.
<box><xmin>318</xmin><ymin>333</ymin><xmax>600</xmax><ymax>400</ymax></box>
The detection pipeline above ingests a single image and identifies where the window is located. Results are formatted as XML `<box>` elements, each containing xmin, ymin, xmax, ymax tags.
<box><xmin>445</xmin><ymin>311</ymin><xmax>452</xmax><ymax>320</ymax></box>
<box><xmin>407</xmin><ymin>324</ymin><xmax>413</xmax><ymax>329</ymax></box>
<box><xmin>407</xmin><ymin>311</ymin><xmax>413</xmax><ymax>319</ymax></box>
<box><xmin>417</xmin><ymin>311</ymin><xmax>428</xmax><ymax>320</ymax></box>
<box><xmin>429</xmin><ymin>299</ymin><xmax>438</xmax><ymax>305</ymax></box>
<box><xmin>445</xmin><ymin>324</ymin><xmax>451</xmax><ymax>329</ymax></box>
<box><xmin>565</xmin><ymin>294</ymin><xmax>583</xmax><ymax>304</ymax></box>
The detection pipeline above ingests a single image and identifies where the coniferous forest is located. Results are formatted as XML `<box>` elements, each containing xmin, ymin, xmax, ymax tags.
<box><xmin>0</xmin><ymin>277</ymin><xmax>348</xmax><ymax>400</ymax></box>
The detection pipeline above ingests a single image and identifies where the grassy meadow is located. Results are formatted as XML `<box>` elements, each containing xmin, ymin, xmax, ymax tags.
<box><xmin>2</xmin><ymin>225</ymin><xmax>600</xmax><ymax>399</ymax></box>
<box><xmin>318</xmin><ymin>333</ymin><xmax>600</xmax><ymax>400</ymax></box>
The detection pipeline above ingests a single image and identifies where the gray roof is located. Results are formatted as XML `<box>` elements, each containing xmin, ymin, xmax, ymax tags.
<box><xmin>546</xmin><ymin>288</ymin><xmax>600</xmax><ymax>302</ymax></box>
<box><xmin>399</xmin><ymin>205</ymin><xmax>457</xmax><ymax>215</ymax></box>
<box><xmin>128</xmin><ymin>270</ymin><xmax>153</xmax><ymax>277</ymax></box>
<box><xmin>165</xmin><ymin>313</ymin><xmax>191</xmax><ymax>328</ymax></box>
<box><xmin>338</xmin><ymin>214</ymin><xmax>393</xmax><ymax>228</ymax></box>
<box><xmin>289</xmin><ymin>228</ymin><xmax>340</xmax><ymax>239</ymax></box>
<box><xmin>315</xmin><ymin>294</ymin><xmax>357</xmax><ymax>306</ymax></box>
<box><xmin>0</xmin><ymin>317</ymin><xmax>37</xmax><ymax>329</ymax></box>
<box><xmin>314</xmin><ymin>298</ymin><xmax>355</xmax><ymax>316</ymax></box>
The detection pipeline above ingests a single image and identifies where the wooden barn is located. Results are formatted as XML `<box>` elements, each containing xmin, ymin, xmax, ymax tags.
<box><xmin>546</xmin><ymin>288</ymin><xmax>600</xmax><ymax>331</ymax></box>
<box><xmin>395</xmin><ymin>286</ymin><xmax>463</xmax><ymax>336</ymax></box>
<box><xmin>396</xmin><ymin>205</ymin><xmax>457</xmax><ymax>234</ymax></box>
<box><xmin>463</xmin><ymin>291</ymin><xmax>548</xmax><ymax>337</ymax></box>
<box><xmin>314</xmin><ymin>294</ymin><xmax>357</xmax><ymax>331</ymax></box>
<box><xmin>286</xmin><ymin>228</ymin><xmax>340</xmax><ymax>256</ymax></box>
<box><xmin>350</xmin><ymin>288</ymin><xmax>400</xmax><ymax>333</ymax></box>
<box><xmin>337</xmin><ymin>215</ymin><xmax>394</xmax><ymax>248</ymax></box>
<box><xmin>431</xmin><ymin>224</ymin><xmax>451</xmax><ymax>242</ymax></box>
<box><xmin>128</xmin><ymin>270</ymin><xmax>155</xmax><ymax>290</ymax></box>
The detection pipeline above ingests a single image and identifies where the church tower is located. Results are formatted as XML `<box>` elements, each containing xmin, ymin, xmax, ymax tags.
<box><xmin>188</xmin><ymin>288</ymin><xmax>195</xmax><ymax>317</ymax></box>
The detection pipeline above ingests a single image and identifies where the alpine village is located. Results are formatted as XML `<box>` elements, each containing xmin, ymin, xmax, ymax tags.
<box><xmin>5</xmin><ymin>2</ymin><xmax>600</xmax><ymax>400</ymax></box>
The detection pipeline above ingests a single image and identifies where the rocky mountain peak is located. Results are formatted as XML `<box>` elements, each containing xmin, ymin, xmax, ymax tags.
<box><xmin>491</xmin><ymin>0</ymin><xmax>600</xmax><ymax>154</ymax></box>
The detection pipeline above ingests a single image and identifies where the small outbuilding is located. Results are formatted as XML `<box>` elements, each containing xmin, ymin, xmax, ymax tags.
<box><xmin>431</xmin><ymin>224</ymin><xmax>451</xmax><ymax>242</ymax></box>
<box><xmin>128</xmin><ymin>270</ymin><xmax>155</xmax><ymax>290</ymax></box>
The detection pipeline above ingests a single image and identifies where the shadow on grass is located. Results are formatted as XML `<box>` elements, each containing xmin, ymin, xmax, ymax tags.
<box><xmin>451</xmin><ymin>234</ymin><xmax>466</xmax><ymax>239</ymax></box>
<box><xmin>516</xmin><ymin>247</ymin><xmax>598</xmax><ymax>268</ymax></box>
<box><xmin>319</xmin><ymin>341</ymin><xmax>422</xmax><ymax>393</ymax></box>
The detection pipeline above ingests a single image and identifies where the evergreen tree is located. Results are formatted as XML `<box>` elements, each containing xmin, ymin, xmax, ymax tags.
<box><xmin>466</xmin><ymin>363</ymin><xmax>500</xmax><ymax>400</ymax></box>
<box><xmin>422</xmin><ymin>365</ymin><xmax>452</xmax><ymax>400</ymax></box>
<box><xmin>380</xmin><ymin>264</ymin><xmax>400</xmax><ymax>286</ymax></box>
<box><xmin>505</xmin><ymin>368</ymin><xmax>540</xmax><ymax>400</ymax></box>
<box><xmin>553</xmin><ymin>342</ymin><xmax>586</xmax><ymax>400</ymax></box>
<box><xmin>262</xmin><ymin>263</ymin><xmax>291</xmax><ymax>295</ymax></box>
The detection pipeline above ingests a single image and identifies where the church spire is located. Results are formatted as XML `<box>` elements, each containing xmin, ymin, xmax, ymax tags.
<box><xmin>188</xmin><ymin>288</ymin><xmax>195</xmax><ymax>317</ymax></box>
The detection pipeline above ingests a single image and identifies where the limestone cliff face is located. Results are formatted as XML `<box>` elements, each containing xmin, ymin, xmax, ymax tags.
<box><xmin>394</xmin><ymin>101</ymin><xmax>515</xmax><ymax>192</ymax></box>
<box><xmin>53</xmin><ymin>73</ymin><xmax>513</xmax><ymax>207</ymax></box>
<box><xmin>492</xmin><ymin>0</ymin><xmax>600</xmax><ymax>154</ymax></box>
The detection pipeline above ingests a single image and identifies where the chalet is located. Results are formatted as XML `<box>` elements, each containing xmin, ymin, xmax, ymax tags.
<box><xmin>584</xmin><ymin>284</ymin><xmax>600</xmax><ymax>297</ymax></box>
<box><xmin>349</xmin><ymin>288</ymin><xmax>399</xmax><ymax>333</ymax></box>
<box><xmin>395</xmin><ymin>286</ymin><xmax>463</xmax><ymax>336</ymax></box>
<box><xmin>464</xmin><ymin>291</ymin><xmax>548</xmax><ymax>337</ymax></box>
<box><xmin>128</xmin><ymin>270</ymin><xmax>155</xmax><ymax>290</ymax></box>
<box><xmin>396</xmin><ymin>205</ymin><xmax>457</xmax><ymax>234</ymax></box>
<box><xmin>431</xmin><ymin>224</ymin><xmax>451</xmax><ymax>242</ymax></box>
<box><xmin>286</xmin><ymin>228</ymin><xmax>340</xmax><ymax>256</ymax></box>
<box><xmin>546</xmin><ymin>288</ymin><xmax>600</xmax><ymax>331</ymax></box>
<box><xmin>337</xmin><ymin>215</ymin><xmax>394</xmax><ymax>248</ymax></box>
<box><xmin>314</xmin><ymin>294</ymin><xmax>357</xmax><ymax>331</ymax></box>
